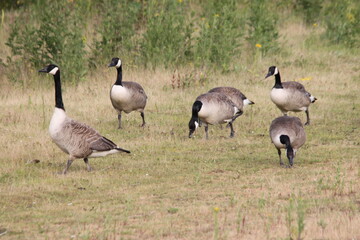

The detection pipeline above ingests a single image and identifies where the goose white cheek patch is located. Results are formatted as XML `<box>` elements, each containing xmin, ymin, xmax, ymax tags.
<box><xmin>195</xmin><ymin>121</ymin><xmax>199</xmax><ymax>129</ymax></box>
<box><xmin>49</xmin><ymin>67</ymin><xmax>59</xmax><ymax>75</ymax></box>
<box><xmin>116</xmin><ymin>60</ymin><xmax>122</xmax><ymax>68</ymax></box>
<box><xmin>274</xmin><ymin>67</ymin><xmax>278</xmax><ymax>75</ymax></box>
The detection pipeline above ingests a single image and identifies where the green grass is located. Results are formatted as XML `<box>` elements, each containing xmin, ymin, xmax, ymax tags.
<box><xmin>0</xmin><ymin>17</ymin><xmax>360</xmax><ymax>240</ymax></box>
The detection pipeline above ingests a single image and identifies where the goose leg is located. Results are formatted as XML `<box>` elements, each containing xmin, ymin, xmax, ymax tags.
<box><xmin>205</xmin><ymin>126</ymin><xmax>209</xmax><ymax>139</ymax></box>
<box><xmin>140</xmin><ymin>112</ymin><xmax>146</xmax><ymax>127</ymax></box>
<box><xmin>84</xmin><ymin>158</ymin><xmax>92</xmax><ymax>172</ymax></box>
<box><xmin>118</xmin><ymin>113</ymin><xmax>122</xmax><ymax>129</ymax></box>
<box><xmin>62</xmin><ymin>159</ymin><xmax>74</xmax><ymax>174</ymax></box>
<box><xmin>305</xmin><ymin>109</ymin><xmax>310</xmax><ymax>125</ymax></box>
<box><xmin>229</xmin><ymin>122</ymin><xmax>235</xmax><ymax>138</ymax></box>
<box><xmin>278</xmin><ymin>149</ymin><xmax>285</xmax><ymax>166</ymax></box>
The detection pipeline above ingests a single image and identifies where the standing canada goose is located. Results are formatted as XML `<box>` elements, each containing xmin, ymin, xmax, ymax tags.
<box><xmin>108</xmin><ymin>57</ymin><xmax>147</xmax><ymax>129</ymax></box>
<box><xmin>39</xmin><ymin>64</ymin><xmax>130</xmax><ymax>174</ymax></box>
<box><xmin>269</xmin><ymin>116</ymin><xmax>306</xmax><ymax>167</ymax></box>
<box><xmin>208</xmin><ymin>87</ymin><xmax>255</xmax><ymax>109</ymax></box>
<box><xmin>265</xmin><ymin>66</ymin><xmax>317</xmax><ymax>125</ymax></box>
<box><xmin>189</xmin><ymin>92</ymin><xmax>243</xmax><ymax>139</ymax></box>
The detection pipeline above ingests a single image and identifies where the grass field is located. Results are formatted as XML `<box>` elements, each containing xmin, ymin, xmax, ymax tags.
<box><xmin>1</xmin><ymin>20</ymin><xmax>360</xmax><ymax>240</ymax></box>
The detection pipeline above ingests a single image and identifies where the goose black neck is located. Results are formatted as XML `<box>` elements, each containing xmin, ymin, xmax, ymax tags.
<box><xmin>192</xmin><ymin>101</ymin><xmax>202</xmax><ymax>117</ymax></box>
<box><xmin>53</xmin><ymin>71</ymin><xmax>65</xmax><ymax>111</ymax></box>
<box><xmin>273</xmin><ymin>72</ymin><xmax>283</xmax><ymax>89</ymax></box>
<box><xmin>114</xmin><ymin>66</ymin><xmax>123</xmax><ymax>86</ymax></box>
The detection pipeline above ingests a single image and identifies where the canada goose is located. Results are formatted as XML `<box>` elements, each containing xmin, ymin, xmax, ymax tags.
<box><xmin>208</xmin><ymin>87</ymin><xmax>255</xmax><ymax>109</ymax></box>
<box><xmin>269</xmin><ymin>116</ymin><xmax>306</xmax><ymax>167</ymax></box>
<box><xmin>39</xmin><ymin>64</ymin><xmax>130</xmax><ymax>174</ymax></box>
<box><xmin>108</xmin><ymin>57</ymin><xmax>147</xmax><ymax>129</ymax></box>
<box><xmin>189</xmin><ymin>92</ymin><xmax>243</xmax><ymax>139</ymax></box>
<box><xmin>265</xmin><ymin>66</ymin><xmax>317</xmax><ymax>125</ymax></box>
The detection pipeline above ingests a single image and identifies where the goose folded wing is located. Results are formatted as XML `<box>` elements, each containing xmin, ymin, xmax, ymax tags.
<box><xmin>283</xmin><ymin>82</ymin><xmax>306</xmax><ymax>92</ymax></box>
<box><xmin>89</xmin><ymin>136</ymin><xmax>118</xmax><ymax>151</ymax></box>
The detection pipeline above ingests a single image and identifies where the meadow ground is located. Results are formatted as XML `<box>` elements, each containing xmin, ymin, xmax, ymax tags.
<box><xmin>0</xmin><ymin>23</ymin><xmax>360</xmax><ymax>239</ymax></box>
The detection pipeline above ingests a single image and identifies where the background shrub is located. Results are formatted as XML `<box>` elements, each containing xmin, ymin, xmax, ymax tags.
<box><xmin>140</xmin><ymin>0</ymin><xmax>193</xmax><ymax>69</ymax></box>
<box><xmin>90</xmin><ymin>0</ymin><xmax>141</xmax><ymax>68</ymax></box>
<box><xmin>246</xmin><ymin>0</ymin><xmax>280</xmax><ymax>56</ymax></box>
<box><xmin>294</xmin><ymin>0</ymin><xmax>323</xmax><ymax>25</ymax></box>
<box><xmin>194</xmin><ymin>0</ymin><xmax>244</xmax><ymax>72</ymax></box>
<box><xmin>6</xmin><ymin>1</ymin><xmax>87</xmax><ymax>84</ymax></box>
<box><xmin>323</xmin><ymin>0</ymin><xmax>360</xmax><ymax>48</ymax></box>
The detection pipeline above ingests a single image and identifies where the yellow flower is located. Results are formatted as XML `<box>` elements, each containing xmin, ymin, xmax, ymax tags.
<box><xmin>313</xmin><ymin>23</ymin><xmax>318</xmax><ymax>27</ymax></box>
<box><xmin>213</xmin><ymin>207</ymin><xmax>220</xmax><ymax>212</ymax></box>
<box><xmin>299</xmin><ymin>77</ymin><xmax>312</xmax><ymax>81</ymax></box>
<box><xmin>346</xmin><ymin>13</ymin><xmax>355</xmax><ymax>23</ymax></box>
<box><xmin>178</xmin><ymin>0</ymin><xmax>183</xmax><ymax>3</ymax></box>
<box><xmin>255</xmin><ymin>43</ymin><xmax>262</xmax><ymax>48</ymax></box>
<box><xmin>214</xmin><ymin>14</ymin><xmax>219</xmax><ymax>17</ymax></box>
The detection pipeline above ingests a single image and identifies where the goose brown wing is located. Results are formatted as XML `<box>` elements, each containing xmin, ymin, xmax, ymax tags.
<box><xmin>89</xmin><ymin>136</ymin><xmax>118</xmax><ymax>151</ymax></box>
<box><xmin>282</xmin><ymin>81</ymin><xmax>306</xmax><ymax>92</ymax></box>
<box><xmin>69</xmin><ymin>120</ymin><xmax>117</xmax><ymax>151</ymax></box>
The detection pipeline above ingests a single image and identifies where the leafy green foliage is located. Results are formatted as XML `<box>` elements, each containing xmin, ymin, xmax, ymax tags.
<box><xmin>6</xmin><ymin>1</ymin><xmax>87</xmax><ymax>84</ymax></box>
<box><xmin>90</xmin><ymin>0</ymin><xmax>141</xmax><ymax>67</ymax></box>
<box><xmin>194</xmin><ymin>0</ymin><xmax>244</xmax><ymax>71</ymax></box>
<box><xmin>246</xmin><ymin>0</ymin><xmax>279</xmax><ymax>56</ymax></box>
<box><xmin>295</xmin><ymin>0</ymin><xmax>323</xmax><ymax>25</ymax></box>
<box><xmin>140</xmin><ymin>0</ymin><xmax>193</xmax><ymax>69</ymax></box>
<box><xmin>323</xmin><ymin>0</ymin><xmax>360</xmax><ymax>48</ymax></box>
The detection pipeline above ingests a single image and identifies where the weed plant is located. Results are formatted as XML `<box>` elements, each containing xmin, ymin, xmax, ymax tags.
<box><xmin>141</xmin><ymin>0</ymin><xmax>193</xmax><ymax>69</ymax></box>
<box><xmin>294</xmin><ymin>0</ymin><xmax>323</xmax><ymax>25</ymax></box>
<box><xmin>6</xmin><ymin>1</ymin><xmax>87</xmax><ymax>84</ymax></box>
<box><xmin>194</xmin><ymin>0</ymin><xmax>244</xmax><ymax>72</ymax></box>
<box><xmin>246</xmin><ymin>0</ymin><xmax>280</xmax><ymax>56</ymax></box>
<box><xmin>323</xmin><ymin>0</ymin><xmax>360</xmax><ymax>48</ymax></box>
<box><xmin>90</xmin><ymin>0</ymin><xmax>141</xmax><ymax>68</ymax></box>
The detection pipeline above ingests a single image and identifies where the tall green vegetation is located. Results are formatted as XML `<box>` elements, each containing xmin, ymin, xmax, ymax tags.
<box><xmin>6</xmin><ymin>1</ymin><xmax>87</xmax><ymax>84</ymax></box>
<box><xmin>246</xmin><ymin>0</ymin><xmax>279</xmax><ymax>56</ymax></box>
<box><xmin>295</xmin><ymin>0</ymin><xmax>323</xmax><ymax>25</ymax></box>
<box><xmin>194</xmin><ymin>0</ymin><xmax>244</xmax><ymax>71</ymax></box>
<box><xmin>2</xmin><ymin>0</ymin><xmax>359</xmax><ymax>85</ymax></box>
<box><xmin>141</xmin><ymin>0</ymin><xmax>193</xmax><ymax>68</ymax></box>
<box><xmin>323</xmin><ymin>0</ymin><xmax>360</xmax><ymax>48</ymax></box>
<box><xmin>91</xmin><ymin>0</ymin><xmax>141</xmax><ymax>67</ymax></box>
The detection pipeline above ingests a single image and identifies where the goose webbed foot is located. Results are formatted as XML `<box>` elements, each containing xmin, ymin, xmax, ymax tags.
<box><xmin>140</xmin><ymin>112</ymin><xmax>146</xmax><ymax>127</ymax></box>
<box><xmin>84</xmin><ymin>158</ymin><xmax>93</xmax><ymax>172</ymax></box>
<box><xmin>117</xmin><ymin>114</ymin><xmax>122</xmax><ymax>129</ymax></box>
<box><xmin>62</xmin><ymin>159</ymin><xmax>74</xmax><ymax>174</ymax></box>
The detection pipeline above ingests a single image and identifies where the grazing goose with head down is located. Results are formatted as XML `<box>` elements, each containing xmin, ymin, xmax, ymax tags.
<box><xmin>208</xmin><ymin>87</ymin><xmax>255</xmax><ymax>110</ymax></box>
<box><xmin>269</xmin><ymin>116</ymin><xmax>306</xmax><ymax>167</ymax></box>
<box><xmin>265</xmin><ymin>66</ymin><xmax>317</xmax><ymax>125</ymax></box>
<box><xmin>108</xmin><ymin>57</ymin><xmax>147</xmax><ymax>129</ymax></box>
<box><xmin>189</xmin><ymin>92</ymin><xmax>243</xmax><ymax>139</ymax></box>
<box><xmin>39</xmin><ymin>64</ymin><xmax>130</xmax><ymax>174</ymax></box>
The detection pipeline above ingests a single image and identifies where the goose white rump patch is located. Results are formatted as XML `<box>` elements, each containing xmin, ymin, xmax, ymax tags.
<box><xmin>243</xmin><ymin>99</ymin><xmax>252</xmax><ymax>106</ymax></box>
<box><xmin>89</xmin><ymin>149</ymin><xmax>122</xmax><ymax>158</ymax></box>
<box><xmin>272</xmin><ymin>134</ymin><xmax>286</xmax><ymax>149</ymax></box>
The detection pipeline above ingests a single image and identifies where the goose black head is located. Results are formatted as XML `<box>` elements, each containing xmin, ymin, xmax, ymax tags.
<box><xmin>39</xmin><ymin>64</ymin><xmax>59</xmax><ymax>76</ymax></box>
<box><xmin>108</xmin><ymin>57</ymin><xmax>122</xmax><ymax>68</ymax></box>
<box><xmin>280</xmin><ymin>135</ymin><xmax>294</xmax><ymax>167</ymax></box>
<box><xmin>188</xmin><ymin>101</ymin><xmax>202</xmax><ymax>138</ymax></box>
<box><xmin>188</xmin><ymin>118</ymin><xmax>200</xmax><ymax>138</ymax></box>
<box><xmin>265</xmin><ymin>66</ymin><xmax>278</xmax><ymax>79</ymax></box>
